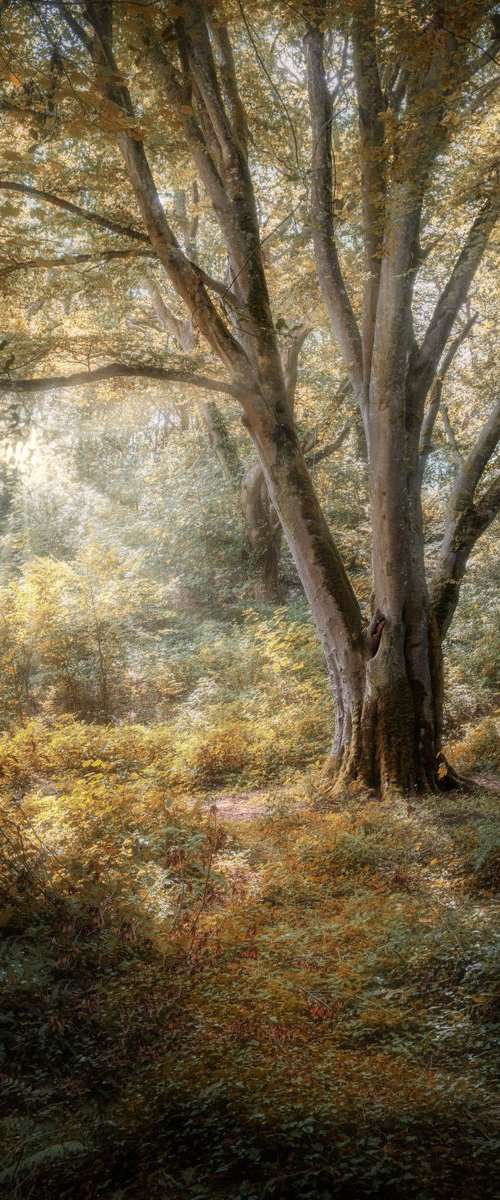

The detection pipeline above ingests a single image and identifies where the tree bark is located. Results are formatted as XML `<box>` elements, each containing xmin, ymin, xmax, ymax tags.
<box><xmin>252</xmin><ymin>399</ymin><xmax>446</xmax><ymax>797</ymax></box>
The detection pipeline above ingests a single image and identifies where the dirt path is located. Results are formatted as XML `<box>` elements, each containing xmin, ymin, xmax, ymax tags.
<box><xmin>470</xmin><ymin>773</ymin><xmax>500</xmax><ymax>792</ymax></box>
<box><xmin>207</xmin><ymin>774</ymin><xmax>500</xmax><ymax>822</ymax></box>
<box><xmin>206</xmin><ymin>790</ymin><xmax>271</xmax><ymax>820</ymax></box>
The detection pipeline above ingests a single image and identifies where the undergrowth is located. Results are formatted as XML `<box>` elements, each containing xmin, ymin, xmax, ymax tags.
<box><xmin>1</xmin><ymin>719</ymin><xmax>500</xmax><ymax>1199</ymax></box>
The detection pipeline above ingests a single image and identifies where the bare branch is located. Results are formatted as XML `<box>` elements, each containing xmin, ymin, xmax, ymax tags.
<box><xmin>0</xmin><ymin>179</ymin><xmax>233</xmax><ymax>304</ymax></box>
<box><xmin>141</xmin><ymin>274</ymin><xmax>195</xmax><ymax>352</ymax></box>
<box><xmin>280</xmin><ymin>323</ymin><xmax>311</xmax><ymax>409</ymax></box>
<box><xmin>236</xmin><ymin>0</ymin><xmax>299</xmax><ymax>170</ymax></box>
<box><xmin>305</xmin><ymin>422</ymin><xmax>351</xmax><ymax>468</ymax></box>
<box><xmin>440</xmin><ymin>404</ymin><xmax>464</xmax><ymax>466</ymax></box>
<box><xmin>51</xmin><ymin>0</ymin><xmax>92</xmax><ymax>51</ymax></box>
<box><xmin>467</xmin><ymin>31</ymin><xmax>500</xmax><ymax>78</ymax></box>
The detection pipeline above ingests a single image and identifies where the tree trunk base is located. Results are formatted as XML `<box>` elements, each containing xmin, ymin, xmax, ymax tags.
<box><xmin>316</xmin><ymin>739</ymin><xmax>472</xmax><ymax>806</ymax></box>
<box><xmin>314</xmin><ymin>749</ymin><xmax>472</xmax><ymax>808</ymax></box>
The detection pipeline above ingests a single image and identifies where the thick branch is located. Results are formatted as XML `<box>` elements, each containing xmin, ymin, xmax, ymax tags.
<box><xmin>416</xmin><ymin>199</ymin><xmax>500</xmax><ymax>400</ymax></box>
<box><xmin>0</xmin><ymin>180</ymin><xmax>149</xmax><ymax>242</ymax></box>
<box><xmin>80</xmin><ymin>1</ymin><xmax>250</xmax><ymax>379</ymax></box>
<box><xmin>431</xmin><ymin>396</ymin><xmax>500</xmax><ymax>637</ymax></box>
<box><xmin>304</xmin><ymin>25</ymin><xmax>363</xmax><ymax>401</ymax></box>
<box><xmin>351</xmin><ymin>3</ymin><xmax>386</xmax><ymax>386</ymax></box>
<box><xmin>0</xmin><ymin>364</ymin><xmax>246</xmax><ymax>400</ymax></box>
<box><xmin>418</xmin><ymin>313</ymin><xmax>477</xmax><ymax>479</ymax></box>
<box><xmin>376</xmin><ymin>26</ymin><xmax>460</xmax><ymax>445</ymax></box>
<box><xmin>208</xmin><ymin>15</ymin><xmax>249</xmax><ymax>155</ymax></box>
<box><xmin>0</xmin><ymin>248</ymin><xmax>154</xmax><ymax>279</ymax></box>
<box><xmin>179</xmin><ymin>0</ymin><xmax>281</xmax><ymax>371</ymax></box>
<box><xmin>137</xmin><ymin>16</ymin><xmax>247</xmax><ymax>295</ymax></box>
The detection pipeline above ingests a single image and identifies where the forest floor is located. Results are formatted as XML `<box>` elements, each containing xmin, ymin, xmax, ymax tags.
<box><xmin>1</xmin><ymin>720</ymin><xmax>500</xmax><ymax>1199</ymax></box>
<box><xmin>207</xmin><ymin>774</ymin><xmax>500</xmax><ymax>819</ymax></box>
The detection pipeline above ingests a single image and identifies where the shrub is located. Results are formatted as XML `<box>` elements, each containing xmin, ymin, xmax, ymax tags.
<box><xmin>450</xmin><ymin>711</ymin><xmax>500</xmax><ymax>772</ymax></box>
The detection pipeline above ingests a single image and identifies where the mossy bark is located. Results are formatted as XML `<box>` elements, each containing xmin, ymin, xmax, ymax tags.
<box><xmin>328</xmin><ymin>615</ymin><xmax>445</xmax><ymax>799</ymax></box>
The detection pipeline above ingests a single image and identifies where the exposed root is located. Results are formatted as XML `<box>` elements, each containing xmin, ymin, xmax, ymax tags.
<box><xmin>435</xmin><ymin>753</ymin><xmax>473</xmax><ymax>793</ymax></box>
<box><xmin>314</xmin><ymin>750</ymin><xmax>379</xmax><ymax>810</ymax></box>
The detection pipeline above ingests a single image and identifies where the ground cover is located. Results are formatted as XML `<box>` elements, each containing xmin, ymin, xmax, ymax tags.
<box><xmin>1</xmin><ymin>718</ymin><xmax>500</xmax><ymax>1198</ymax></box>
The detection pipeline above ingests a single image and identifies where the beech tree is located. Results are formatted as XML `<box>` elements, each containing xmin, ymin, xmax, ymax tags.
<box><xmin>1</xmin><ymin>0</ymin><xmax>499</xmax><ymax>796</ymax></box>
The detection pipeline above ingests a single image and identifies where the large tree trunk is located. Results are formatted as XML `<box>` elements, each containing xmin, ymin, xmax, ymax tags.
<box><xmin>327</xmin><ymin>445</ymin><xmax>445</xmax><ymax>799</ymax></box>
<box><xmin>332</xmin><ymin>607</ymin><xmax>445</xmax><ymax>799</ymax></box>
<box><xmin>250</xmin><ymin>392</ymin><xmax>447</xmax><ymax>800</ymax></box>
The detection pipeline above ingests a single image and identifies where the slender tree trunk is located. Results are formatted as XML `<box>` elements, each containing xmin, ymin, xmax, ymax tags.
<box><xmin>198</xmin><ymin>401</ymin><xmax>284</xmax><ymax>600</ymax></box>
<box><xmin>240</xmin><ymin>460</ymin><xmax>282</xmax><ymax>602</ymax></box>
<box><xmin>198</xmin><ymin>400</ymin><xmax>242</xmax><ymax>483</ymax></box>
